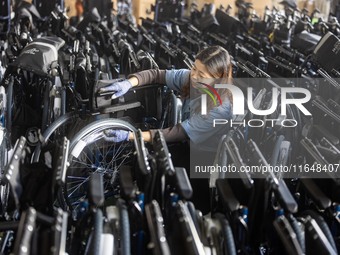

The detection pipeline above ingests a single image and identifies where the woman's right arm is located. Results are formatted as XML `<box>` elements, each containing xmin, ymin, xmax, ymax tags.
<box><xmin>99</xmin><ymin>69</ymin><xmax>167</xmax><ymax>98</ymax></box>
<box><xmin>128</xmin><ymin>69</ymin><xmax>166</xmax><ymax>87</ymax></box>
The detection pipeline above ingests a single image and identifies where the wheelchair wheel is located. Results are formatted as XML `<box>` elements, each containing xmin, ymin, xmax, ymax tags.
<box><xmin>31</xmin><ymin>112</ymin><xmax>79</xmax><ymax>163</ymax></box>
<box><xmin>63</xmin><ymin>119</ymin><xmax>137</xmax><ymax>217</ymax></box>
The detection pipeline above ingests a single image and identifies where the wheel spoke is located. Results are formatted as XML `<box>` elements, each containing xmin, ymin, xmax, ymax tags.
<box><xmin>71</xmin><ymin>159</ymin><xmax>97</xmax><ymax>169</ymax></box>
<box><xmin>67</xmin><ymin>176</ymin><xmax>90</xmax><ymax>198</ymax></box>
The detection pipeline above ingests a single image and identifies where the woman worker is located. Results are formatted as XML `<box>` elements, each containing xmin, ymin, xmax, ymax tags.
<box><xmin>100</xmin><ymin>45</ymin><xmax>233</xmax><ymax>146</ymax></box>
<box><xmin>100</xmin><ymin>45</ymin><xmax>234</xmax><ymax>212</ymax></box>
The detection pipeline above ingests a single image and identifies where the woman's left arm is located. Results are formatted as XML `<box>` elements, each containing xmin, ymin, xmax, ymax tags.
<box><xmin>128</xmin><ymin>124</ymin><xmax>188</xmax><ymax>143</ymax></box>
<box><xmin>128</xmin><ymin>130</ymin><xmax>152</xmax><ymax>142</ymax></box>
<box><xmin>130</xmin><ymin>101</ymin><xmax>232</xmax><ymax>144</ymax></box>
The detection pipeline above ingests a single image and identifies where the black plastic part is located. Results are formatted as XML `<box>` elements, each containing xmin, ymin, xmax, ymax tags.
<box><xmin>120</xmin><ymin>165</ymin><xmax>136</xmax><ymax>199</ymax></box>
<box><xmin>174</xmin><ymin>167</ymin><xmax>193</xmax><ymax>200</ymax></box>
<box><xmin>216</xmin><ymin>179</ymin><xmax>240</xmax><ymax>212</ymax></box>
<box><xmin>89</xmin><ymin>173</ymin><xmax>104</xmax><ymax>207</ymax></box>
<box><xmin>300</xmin><ymin>178</ymin><xmax>331</xmax><ymax>210</ymax></box>
<box><xmin>275</xmin><ymin>180</ymin><xmax>298</xmax><ymax>214</ymax></box>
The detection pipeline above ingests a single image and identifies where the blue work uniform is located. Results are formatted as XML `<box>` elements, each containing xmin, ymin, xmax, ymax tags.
<box><xmin>165</xmin><ymin>69</ymin><xmax>233</xmax><ymax>151</ymax></box>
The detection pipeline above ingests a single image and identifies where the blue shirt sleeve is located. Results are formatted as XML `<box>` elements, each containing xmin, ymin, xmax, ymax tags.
<box><xmin>165</xmin><ymin>69</ymin><xmax>191</xmax><ymax>92</ymax></box>
<box><xmin>180</xmin><ymin>99</ymin><xmax>233</xmax><ymax>144</ymax></box>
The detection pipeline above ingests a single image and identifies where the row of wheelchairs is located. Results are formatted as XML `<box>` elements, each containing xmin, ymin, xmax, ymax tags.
<box><xmin>0</xmin><ymin>0</ymin><xmax>339</xmax><ymax>254</ymax></box>
<box><xmin>0</xmin><ymin>1</ymin><xmax>193</xmax><ymax>255</ymax></box>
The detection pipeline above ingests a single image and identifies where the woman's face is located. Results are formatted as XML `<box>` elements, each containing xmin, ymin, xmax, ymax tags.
<box><xmin>190</xmin><ymin>59</ymin><xmax>216</xmax><ymax>89</ymax></box>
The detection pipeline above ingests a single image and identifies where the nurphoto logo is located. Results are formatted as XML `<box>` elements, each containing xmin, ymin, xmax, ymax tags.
<box><xmin>199</xmin><ymin>83</ymin><xmax>312</xmax><ymax>128</ymax></box>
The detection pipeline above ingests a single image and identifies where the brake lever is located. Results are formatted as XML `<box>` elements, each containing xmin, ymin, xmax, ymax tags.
<box><xmin>53</xmin><ymin>137</ymin><xmax>69</xmax><ymax>195</ymax></box>
<box><xmin>312</xmin><ymin>97</ymin><xmax>340</xmax><ymax>123</ymax></box>
<box><xmin>129</xmin><ymin>50</ymin><xmax>141</xmax><ymax>70</ymax></box>
<box><xmin>247</xmin><ymin>139</ymin><xmax>279</xmax><ymax>186</ymax></box>
<box><xmin>225</xmin><ymin>136</ymin><xmax>254</xmax><ymax>189</ymax></box>
<box><xmin>302</xmin><ymin>216</ymin><xmax>337</xmax><ymax>255</ymax></box>
<box><xmin>327</xmin><ymin>99</ymin><xmax>340</xmax><ymax>115</ymax></box>
<box><xmin>273</xmin><ymin>214</ymin><xmax>304</xmax><ymax>254</ymax></box>
<box><xmin>317</xmin><ymin>68</ymin><xmax>340</xmax><ymax>89</ymax></box>
<box><xmin>152</xmin><ymin>130</ymin><xmax>175</xmax><ymax>176</ymax></box>
<box><xmin>300</xmin><ymin>137</ymin><xmax>329</xmax><ymax>165</ymax></box>
<box><xmin>175</xmin><ymin>200</ymin><xmax>205</xmax><ymax>255</ymax></box>
<box><xmin>145</xmin><ymin>200</ymin><xmax>171</xmax><ymax>255</ymax></box>
<box><xmin>248</xmin><ymin>140</ymin><xmax>298</xmax><ymax>213</ymax></box>
<box><xmin>13</xmin><ymin>207</ymin><xmax>37</xmax><ymax>255</ymax></box>
<box><xmin>3</xmin><ymin>137</ymin><xmax>26</xmax><ymax>209</ymax></box>
<box><xmin>135</xmin><ymin>129</ymin><xmax>151</xmax><ymax>176</ymax></box>
<box><xmin>52</xmin><ymin>209</ymin><xmax>68</xmax><ymax>255</ymax></box>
